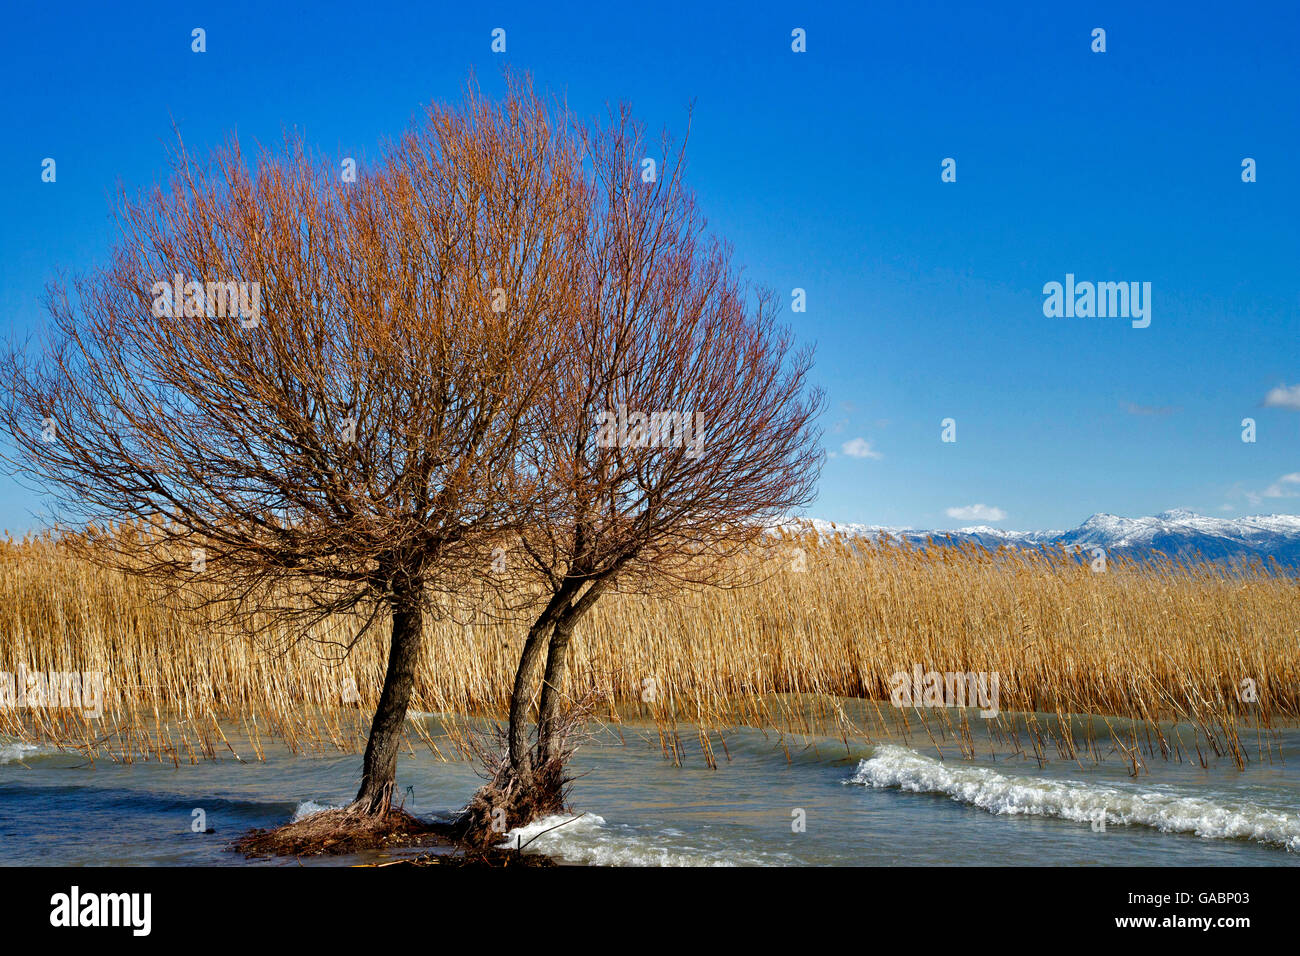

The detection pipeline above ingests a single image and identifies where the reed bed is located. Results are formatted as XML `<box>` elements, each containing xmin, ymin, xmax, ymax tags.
<box><xmin>1</xmin><ymin>527</ymin><xmax>1296</xmax><ymax>773</ymax></box>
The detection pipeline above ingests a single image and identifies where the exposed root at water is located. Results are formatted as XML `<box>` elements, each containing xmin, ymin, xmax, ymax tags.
<box><xmin>454</xmin><ymin>695</ymin><xmax>595</xmax><ymax>847</ymax></box>
<box><xmin>231</xmin><ymin>804</ymin><xmax>566</xmax><ymax>866</ymax></box>
<box><xmin>232</xmin><ymin>807</ymin><xmax>449</xmax><ymax>858</ymax></box>
<box><xmin>458</xmin><ymin>758</ymin><xmax>571</xmax><ymax>848</ymax></box>
<box><xmin>359</xmin><ymin>848</ymin><xmax>558</xmax><ymax>867</ymax></box>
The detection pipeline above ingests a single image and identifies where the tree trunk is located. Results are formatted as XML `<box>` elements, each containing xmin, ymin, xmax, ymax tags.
<box><xmin>506</xmin><ymin>618</ymin><xmax>553</xmax><ymax>778</ymax></box>
<box><xmin>348</xmin><ymin>596</ymin><xmax>424</xmax><ymax>816</ymax></box>
<box><xmin>505</xmin><ymin>588</ymin><xmax>573</xmax><ymax>776</ymax></box>
<box><xmin>534</xmin><ymin>615</ymin><xmax>576</xmax><ymax>767</ymax></box>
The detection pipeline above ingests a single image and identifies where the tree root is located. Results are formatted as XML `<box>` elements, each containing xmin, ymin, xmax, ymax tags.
<box><xmin>231</xmin><ymin>807</ymin><xmax>449</xmax><ymax>858</ymax></box>
<box><xmin>457</xmin><ymin>756</ymin><xmax>571</xmax><ymax>848</ymax></box>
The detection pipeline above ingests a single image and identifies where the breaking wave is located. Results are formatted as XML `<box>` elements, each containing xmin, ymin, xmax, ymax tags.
<box><xmin>499</xmin><ymin>812</ymin><xmax>786</xmax><ymax>866</ymax></box>
<box><xmin>0</xmin><ymin>741</ymin><xmax>59</xmax><ymax>765</ymax></box>
<box><xmin>290</xmin><ymin>800</ymin><xmax>339</xmax><ymax>822</ymax></box>
<box><xmin>850</xmin><ymin>744</ymin><xmax>1300</xmax><ymax>851</ymax></box>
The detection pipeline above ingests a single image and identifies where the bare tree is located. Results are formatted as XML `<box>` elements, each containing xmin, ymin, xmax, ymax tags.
<box><xmin>464</xmin><ymin>108</ymin><xmax>824</xmax><ymax>836</ymax></box>
<box><xmin>1</xmin><ymin>78</ymin><xmax>584</xmax><ymax>818</ymax></box>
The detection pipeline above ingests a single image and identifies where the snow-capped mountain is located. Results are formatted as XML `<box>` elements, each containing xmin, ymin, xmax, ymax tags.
<box><xmin>796</xmin><ymin>510</ymin><xmax>1300</xmax><ymax>567</ymax></box>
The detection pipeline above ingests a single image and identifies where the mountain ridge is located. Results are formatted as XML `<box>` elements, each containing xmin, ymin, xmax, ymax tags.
<box><xmin>795</xmin><ymin>510</ymin><xmax>1300</xmax><ymax>566</ymax></box>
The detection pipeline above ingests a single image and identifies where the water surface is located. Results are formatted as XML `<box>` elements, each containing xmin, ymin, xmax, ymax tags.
<box><xmin>2</xmin><ymin>715</ymin><xmax>1296</xmax><ymax>866</ymax></box>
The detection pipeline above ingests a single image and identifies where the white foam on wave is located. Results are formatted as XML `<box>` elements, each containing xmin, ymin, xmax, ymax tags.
<box><xmin>291</xmin><ymin>800</ymin><xmax>339</xmax><ymax>822</ymax></box>
<box><xmin>850</xmin><ymin>744</ymin><xmax>1300</xmax><ymax>851</ymax></box>
<box><xmin>497</xmin><ymin>813</ymin><xmax>775</xmax><ymax>867</ymax></box>
<box><xmin>0</xmin><ymin>741</ymin><xmax>57</xmax><ymax>765</ymax></box>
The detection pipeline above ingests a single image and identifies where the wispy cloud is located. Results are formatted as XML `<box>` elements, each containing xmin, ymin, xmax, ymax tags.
<box><xmin>945</xmin><ymin>503</ymin><xmax>1006</xmax><ymax>522</ymax></box>
<box><xmin>1263</xmin><ymin>473</ymin><xmax>1300</xmax><ymax>499</ymax></box>
<box><xmin>1244</xmin><ymin>472</ymin><xmax>1300</xmax><ymax>505</ymax></box>
<box><xmin>841</xmin><ymin>437</ymin><xmax>883</xmax><ymax>460</ymax></box>
<box><xmin>1262</xmin><ymin>384</ymin><xmax>1300</xmax><ymax>410</ymax></box>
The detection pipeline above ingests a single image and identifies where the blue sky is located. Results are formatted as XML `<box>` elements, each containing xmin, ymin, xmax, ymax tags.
<box><xmin>1</xmin><ymin>0</ymin><xmax>1297</xmax><ymax>533</ymax></box>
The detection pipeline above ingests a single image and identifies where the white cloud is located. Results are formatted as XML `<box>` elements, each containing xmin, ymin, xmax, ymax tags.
<box><xmin>1262</xmin><ymin>384</ymin><xmax>1300</xmax><ymax>410</ymax></box>
<box><xmin>945</xmin><ymin>504</ymin><xmax>1006</xmax><ymax>522</ymax></box>
<box><xmin>1263</xmin><ymin>472</ymin><xmax>1300</xmax><ymax>498</ymax></box>
<box><xmin>841</xmin><ymin>437</ymin><xmax>882</xmax><ymax>460</ymax></box>
<box><xmin>1243</xmin><ymin>472</ymin><xmax>1300</xmax><ymax>505</ymax></box>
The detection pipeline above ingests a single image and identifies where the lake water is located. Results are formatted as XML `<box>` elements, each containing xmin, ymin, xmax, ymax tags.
<box><xmin>3</xmin><ymin>713</ymin><xmax>1297</xmax><ymax>866</ymax></box>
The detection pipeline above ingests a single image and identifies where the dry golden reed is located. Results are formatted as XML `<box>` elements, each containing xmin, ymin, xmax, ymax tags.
<box><xmin>1</xmin><ymin>526</ymin><xmax>1295</xmax><ymax>772</ymax></box>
